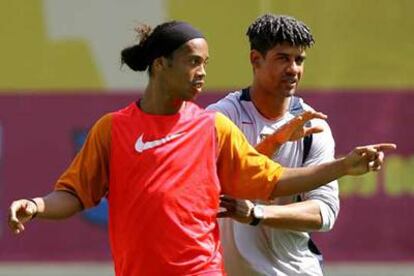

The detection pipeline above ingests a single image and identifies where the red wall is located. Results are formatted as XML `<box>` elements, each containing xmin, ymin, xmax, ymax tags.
<box><xmin>0</xmin><ymin>91</ymin><xmax>413</xmax><ymax>262</ymax></box>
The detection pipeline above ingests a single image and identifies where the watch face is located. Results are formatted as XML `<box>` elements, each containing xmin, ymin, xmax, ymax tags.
<box><xmin>253</xmin><ymin>205</ymin><xmax>265</xmax><ymax>219</ymax></box>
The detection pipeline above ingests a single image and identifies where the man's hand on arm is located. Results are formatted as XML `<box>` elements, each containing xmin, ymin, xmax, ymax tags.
<box><xmin>217</xmin><ymin>195</ymin><xmax>255</xmax><ymax>224</ymax></box>
<box><xmin>8</xmin><ymin>191</ymin><xmax>83</xmax><ymax>235</ymax></box>
<box><xmin>272</xmin><ymin>143</ymin><xmax>397</xmax><ymax>197</ymax></box>
<box><xmin>255</xmin><ymin>111</ymin><xmax>327</xmax><ymax>157</ymax></box>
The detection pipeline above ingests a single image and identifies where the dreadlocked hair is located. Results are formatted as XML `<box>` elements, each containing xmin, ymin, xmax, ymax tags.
<box><xmin>121</xmin><ymin>21</ymin><xmax>179</xmax><ymax>72</ymax></box>
<box><xmin>247</xmin><ymin>14</ymin><xmax>315</xmax><ymax>55</ymax></box>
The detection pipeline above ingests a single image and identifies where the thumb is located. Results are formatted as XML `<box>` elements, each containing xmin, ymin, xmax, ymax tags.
<box><xmin>25</xmin><ymin>208</ymin><xmax>35</xmax><ymax>216</ymax></box>
<box><xmin>304</xmin><ymin>126</ymin><xmax>324</xmax><ymax>136</ymax></box>
<box><xmin>23</xmin><ymin>201</ymin><xmax>37</xmax><ymax>217</ymax></box>
<box><xmin>9</xmin><ymin>202</ymin><xmax>23</xmax><ymax>223</ymax></box>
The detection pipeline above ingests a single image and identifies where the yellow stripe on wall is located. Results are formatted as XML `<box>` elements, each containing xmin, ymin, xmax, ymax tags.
<box><xmin>0</xmin><ymin>0</ymin><xmax>103</xmax><ymax>92</ymax></box>
<box><xmin>168</xmin><ymin>0</ymin><xmax>414</xmax><ymax>90</ymax></box>
<box><xmin>1</xmin><ymin>0</ymin><xmax>412</xmax><ymax>91</ymax></box>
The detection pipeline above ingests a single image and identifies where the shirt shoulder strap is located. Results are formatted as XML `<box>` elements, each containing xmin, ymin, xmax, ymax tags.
<box><xmin>289</xmin><ymin>96</ymin><xmax>312</xmax><ymax>165</ymax></box>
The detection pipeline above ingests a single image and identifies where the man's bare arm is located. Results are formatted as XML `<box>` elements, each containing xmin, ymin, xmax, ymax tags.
<box><xmin>219</xmin><ymin>195</ymin><xmax>322</xmax><ymax>231</ymax></box>
<box><xmin>259</xmin><ymin>200</ymin><xmax>322</xmax><ymax>231</ymax></box>
<box><xmin>271</xmin><ymin>143</ymin><xmax>395</xmax><ymax>197</ymax></box>
<box><xmin>221</xmin><ymin>141</ymin><xmax>396</xmax><ymax>229</ymax></box>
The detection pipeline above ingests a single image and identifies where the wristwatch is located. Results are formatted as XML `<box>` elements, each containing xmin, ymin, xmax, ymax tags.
<box><xmin>249</xmin><ymin>204</ymin><xmax>265</xmax><ymax>226</ymax></box>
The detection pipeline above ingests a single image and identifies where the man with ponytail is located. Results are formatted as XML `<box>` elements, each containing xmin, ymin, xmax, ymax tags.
<box><xmin>8</xmin><ymin>20</ymin><xmax>395</xmax><ymax>276</ymax></box>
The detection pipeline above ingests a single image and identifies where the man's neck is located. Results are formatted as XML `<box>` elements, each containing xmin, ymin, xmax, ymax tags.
<box><xmin>140</xmin><ymin>81</ymin><xmax>184</xmax><ymax>115</ymax></box>
<box><xmin>249</xmin><ymin>85</ymin><xmax>290</xmax><ymax>120</ymax></box>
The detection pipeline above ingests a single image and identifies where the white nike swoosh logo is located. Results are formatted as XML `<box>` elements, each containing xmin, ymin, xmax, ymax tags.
<box><xmin>134</xmin><ymin>132</ymin><xmax>185</xmax><ymax>153</ymax></box>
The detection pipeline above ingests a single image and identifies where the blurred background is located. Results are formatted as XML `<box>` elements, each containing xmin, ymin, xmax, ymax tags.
<box><xmin>0</xmin><ymin>0</ymin><xmax>413</xmax><ymax>275</ymax></box>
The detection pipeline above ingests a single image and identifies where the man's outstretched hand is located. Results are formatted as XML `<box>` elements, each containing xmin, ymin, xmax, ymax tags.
<box><xmin>275</xmin><ymin>111</ymin><xmax>327</xmax><ymax>143</ymax></box>
<box><xmin>256</xmin><ymin>110</ymin><xmax>327</xmax><ymax>157</ymax></box>
<box><xmin>343</xmin><ymin>143</ymin><xmax>397</xmax><ymax>175</ymax></box>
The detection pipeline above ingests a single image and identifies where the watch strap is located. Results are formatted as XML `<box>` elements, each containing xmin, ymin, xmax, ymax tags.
<box><xmin>249</xmin><ymin>204</ymin><xmax>262</xmax><ymax>226</ymax></box>
<box><xmin>249</xmin><ymin>216</ymin><xmax>261</xmax><ymax>226</ymax></box>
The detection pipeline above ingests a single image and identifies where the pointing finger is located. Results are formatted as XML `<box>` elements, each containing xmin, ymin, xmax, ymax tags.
<box><xmin>372</xmin><ymin>143</ymin><xmax>397</xmax><ymax>152</ymax></box>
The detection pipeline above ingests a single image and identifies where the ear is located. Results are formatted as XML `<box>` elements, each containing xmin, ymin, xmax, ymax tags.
<box><xmin>250</xmin><ymin>50</ymin><xmax>263</xmax><ymax>69</ymax></box>
<box><xmin>151</xmin><ymin>57</ymin><xmax>163</xmax><ymax>72</ymax></box>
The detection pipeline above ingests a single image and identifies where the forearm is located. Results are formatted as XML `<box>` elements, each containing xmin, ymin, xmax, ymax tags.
<box><xmin>272</xmin><ymin>157</ymin><xmax>346</xmax><ymax>197</ymax></box>
<box><xmin>32</xmin><ymin>190</ymin><xmax>83</xmax><ymax>219</ymax></box>
<box><xmin>261</xmin><ymin>200</ymin><xmax>322</xmax><ymax>231</ymax></box>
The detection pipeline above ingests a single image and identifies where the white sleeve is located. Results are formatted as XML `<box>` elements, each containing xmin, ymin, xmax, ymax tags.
<box><xmin>302</xmin><ymin>118</ymin><xmax>340</xmax><ymax>232</ymax></box>
<box><xmin>206</xmin><ymin>93</ymin><xmax>242</xmax><ymax>125</ymax></box>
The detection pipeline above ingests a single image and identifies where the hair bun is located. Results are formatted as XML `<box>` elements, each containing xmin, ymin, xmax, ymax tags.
<box><xmin>121</xmin><ymin>44</ymin><xmax>149</xmax><ymax>71</ymax></box>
